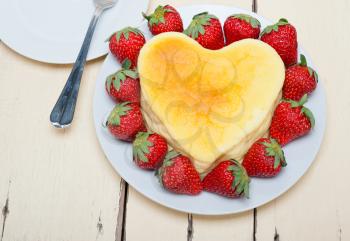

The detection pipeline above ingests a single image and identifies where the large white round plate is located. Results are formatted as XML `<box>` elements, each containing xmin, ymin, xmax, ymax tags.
<box><xmin>93</xmin><ymin>4</ymin><xmax>326</xmax><ymax>215</ymax></box>
<box><xmin>0</xmin><ymin>0</ymin><xmax>149</xmax><ymax>64</ymax></box>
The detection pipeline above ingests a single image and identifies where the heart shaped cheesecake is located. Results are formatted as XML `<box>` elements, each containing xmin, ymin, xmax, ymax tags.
<box><xmin>138</xmin><ymin>32</ymin><xmax>284</xmax><ymax>173</ymax></box>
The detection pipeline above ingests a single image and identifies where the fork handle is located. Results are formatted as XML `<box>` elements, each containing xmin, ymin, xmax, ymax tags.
<box><xmin>50</xmin><ymin>7</ymin><xmax>103</xmax><ymax>128</ymax></box>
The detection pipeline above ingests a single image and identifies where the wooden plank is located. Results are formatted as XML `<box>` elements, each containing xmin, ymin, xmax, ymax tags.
<box><xmin>192</xmin><ymin>213</ymin><xmax>254</xmax><ymax>241</ymax></box>
<box><xmin>125</xmin><ymin>1</ymin><xmax>255</xmax><ymax>241</ymax></box>
<box><xmin>115</xmin><ymin>180</ymin><xmax>128</xmax><ymax>241</ymax></box>
<box><xmin>126</xmin><ymin>190</ymin><xmax>254</xmax><ymax>241</ymax></box>
<box><xmin>125</xmin><ymin>188</ymin><xmax>188</xmax><ymax>241</ymax></box>
<box><xmin>255</xmin><ymin>0</ymin><xmax>350</xmax><ymax>240</ymax></box>
<box><xmin>147</xmin><ymin>0</ymin><xmax>253</xmax><ymax>11</ymax></box>
<box><xmin>0</xmin><ymin>44</ymin><xmax>121</xmax><ymax>241</ymax></box>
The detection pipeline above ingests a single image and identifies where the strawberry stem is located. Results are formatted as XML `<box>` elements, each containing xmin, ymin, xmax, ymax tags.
<box><xmin>301</xmin><ymin>106</ymin><xmax>315</xmax><ymax>128</ymax></box>
<box><xmin>133</xmin><ymin>132</ymin><xmax>153</xmax><ymax>163</ymax></box>
<box><xmin>227</xmin><ymin>160</ymin><xmax>250</xmax><ymax>198</ymax></box>
<box><xmin>260</xmin><ymin>18</ymin><xmax>289</xmax><ymax>36</ymax></box>
<box><xmin>142</xmin><ymin>12</ymin><xmax>151</xmax><ymax>21</ymax></box>
<box><xmin>107</xmin><ymin>102</ymin><xmax>131</xmax><ymax>126</ymax></box>
<box><xmin>231</xmin><ymin>14</ymin><xmax>261</xmax><ymax>28</ymax></box>
<box><xmin>184</xmin><ymin>12</ymin><xmax>217</xmax><ymax>39</ymax></box>
<box><xmin>261</xmin><ymin>138</ymin><xmax>287</xmax><ymax>169</ymax></box>
<box><xmin>284</xmin><ymin>94</ymin><xmax>308</xmax><ymax>108</ymax></box>
<box><xmin>192</xmin><ymin>12</ymin><xmax>208</xmax><ymax>19</ymax></box>
<box><xmin>300</xmin><ymin>54</ymin><xmax>308</xmax><ymax>67</ymax></box>
<box><xmin>143</xmin><ymin>5</ymin><xmax>173</xmax><ymax>26</ymax></box>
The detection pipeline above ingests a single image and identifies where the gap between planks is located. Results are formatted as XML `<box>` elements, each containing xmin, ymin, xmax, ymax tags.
<box><xmin>252</xmin><ymin>0</ymin><xmax>258</xmax><ymax>14</ymax></box>
<box><xmin>0</xmin><ymin>180</ymin><xmax>11</xmax><ymax>241</ymax></box>
<box><xmin>115</xmin><ymin>179</ymin><xmax>129</xmax><ymax>241</ymax></box>
<box><xmin>251</xmin><ymin>1</ymin><xmax>283</xmax><ymax>240</ymax></box>
<box><xmin>114</xmin><ymin>1</ymin><xmax>261</xmax><ymax>241</ymax></box>
<box><xmin>190</xmin><ymin>1</ymin><xmax>259</xmax><ymax>240</ymax></box>
<box><xmin>252</xmin><ymin>0</ymin><xmax>258</xmax><ymax>240</ymax></box>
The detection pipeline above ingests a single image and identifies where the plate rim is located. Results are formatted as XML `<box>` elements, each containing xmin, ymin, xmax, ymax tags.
<box><xmin>92</xmin><ymin>4</ymin><xmax>327</xmax><ymax>215</ymax></box>
<box><xmin>0</xmin><ymin>0</ymin><xmax>150</xmax><ymax>64</ymax></box>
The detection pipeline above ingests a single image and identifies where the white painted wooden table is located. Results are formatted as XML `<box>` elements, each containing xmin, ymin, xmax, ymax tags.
<box><xmin>0</xmin><ymin>0</ymin><xmax>349</xmax><ymax>240</ymax></box>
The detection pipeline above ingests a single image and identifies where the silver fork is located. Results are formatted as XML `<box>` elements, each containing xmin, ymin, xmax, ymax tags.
<box><xmin>50</xmin><ymin>0</ymin><xmax>117</xmax><ymax>128</ymax></box>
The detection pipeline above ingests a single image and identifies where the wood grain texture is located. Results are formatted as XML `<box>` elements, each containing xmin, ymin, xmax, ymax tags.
<box><xmin>192</xmin><ymin>213</ymin><xmax>253</xmax><ymax>241</ymax></box>
<box><xmin>125</xmin><ymin>188</ymin><xmax>187</xmax><ymax>241</ymax></box>
<box><xmin>147</xmin><ymin>0</ymin><xmax>253</xmax><ymax>11</ymax></box>
<box><xmin>255</xmin><ymin>0</ymin><xmax>350</xmax><ymax>240</ymax></box>
<box><xmin>0</xmin><ymin>44</ymin><xmax>121</xmax><ymax>241</ymax></box>
<box><xmin>0</xmin><ymin>0</ymin><xmax>348</xmax><ymax>240</ymax></box>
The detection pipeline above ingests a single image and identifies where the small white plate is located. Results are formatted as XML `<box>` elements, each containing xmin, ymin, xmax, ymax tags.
<box><xmin>0</xmin><ymin>0</ymin><xmax>149</xmax><ymax>64</ymax></box>
<box><xmin>93</xmin><ymin>4</ymin><xmax>326</xmax><ymax>215</ymax></box>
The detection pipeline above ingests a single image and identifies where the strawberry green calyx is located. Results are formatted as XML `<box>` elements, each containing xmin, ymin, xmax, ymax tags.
<box><xmin>260</xmin><ymin>18</ymin><xmax>289</xmax><ymax>36</ymax></box>
<box><xmin>142</xmin><ymin>5</ymin><xmax>173</xmax><ymax>26</ymax></box>
<box><xmin>300</xmin><ymin>54</ymin><xmax>308</xmax><ymax>67</ymax></box>
<box><xmin>284</xmin><ymin>94</ymin><xmax>315</xmax><ymax>128</ymax></box>
<box><xmin>232</xmin><ymin>14</ymin><xmax>261</xmax><ymax>28</ymax></box>
<box><xmin>155</xmin><ymin>150</ymin><xmax>179</xmax><ymax>186</ymax></box>
<box><xmin>107</xmin><ymin>102</ymin><xmax>131</xmax><ymax>126</ymax></box>
<box><xmin>133</xmin><ymin>132</ymin><xmax>153</xmax><ymax>162</ymax></box>
<box><xmin>227</xmin><ymin>160</ymin><xmax>250</xmax><ymax>198</ymax></box>
<box><xmin>106</xmin><ymin>59</ymin><xmax>138</xmax><ymax>92</ymax></box>
<box><xmin>164</xmin><ymin>149</ymin><xmax>180</xmax><ymax>163</ymax></box>
<box><xmin>299</xmin><ymin>54</ymin><xmax>319</xmax><ymax>82</ymax></box>
<box><xmin>285</xmin><ymin>93</ymin><xmax>307</xmax><ymax>107</ymax></box>
<box><xmin>108</xmin><ymin>27</ymin><xmax>143</xmax><ymax>42</ymax></box>
<box><xmin>261</xmin><ymin>138</ymin><xmax>287</xmax><ymax>169</ymax></box>
<box><xmin>301</xmin><ymin>106</ymin><xmax>315</xmax><ymax>128</ymax></box>
<box><xmin>184</xmin><ymin>12</ymin><xmax>217</xmax><ymax>39</ymax></box>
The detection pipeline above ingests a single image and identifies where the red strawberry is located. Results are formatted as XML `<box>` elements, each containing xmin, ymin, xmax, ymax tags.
<box><xmin>132</xmin><ymin>132</ymin><xmax>168</xmax><ymax>170</ymax></box>
<box><xmin>142</xmin><ymin>5</ymin><xmax>183</xmax><ymax>35</ymax></box>
<box><xmin>270</xmin><ymin>94</ymin><xmax>315</xmax><ymax>146</ymax></box>
<box><xmin>260</xmin><ymin>18</ymin><xmax>297</xmax><ymax>67</ymax></box>
<box><xmin>107</xmin><ymin>102</ymin><xmax>146</xmax><ymax>142</ymax></box>
<box><xmin>242</xmin><ymin>138</ymin><xmax>287</xmax><ymax>177</ymax></box>
<box><xmin>202</xmin><ymin>160</ymin><xmax>250</xmax><ymax>198</ymax></box>
<box><xmin>283</xmin><ymin>54</ymin><xmax>318</xmax><ymax>101</ymax></box>
<box><xmin>184</xmin><ymin>12</ymin><xmax>225</xmax><ymax>50</ymax></box>
<box><xmin>224</xmin><ymin>14</ymin><xmax>261</xmax><ymax>45</ymax></box>
<box><xmin>105</xmin><ymin>59</ymin><xmax>140</xmax><ymax>103</ymax></box>
<box><xmin>108</xmin><ymin>27</ymin><xmax>146</xmax><ymax>68</ymax></box>
<box><xmin>156</xmin><ymin>150</ymin><xmax>202</xmax><ymax>195</ymax></box>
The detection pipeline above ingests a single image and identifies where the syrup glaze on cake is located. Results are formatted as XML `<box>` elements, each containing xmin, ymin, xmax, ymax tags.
<box><xmin>138</xmin><ymin>32</ymin><xmax>284</xmax><ymax>173</ymax></box>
